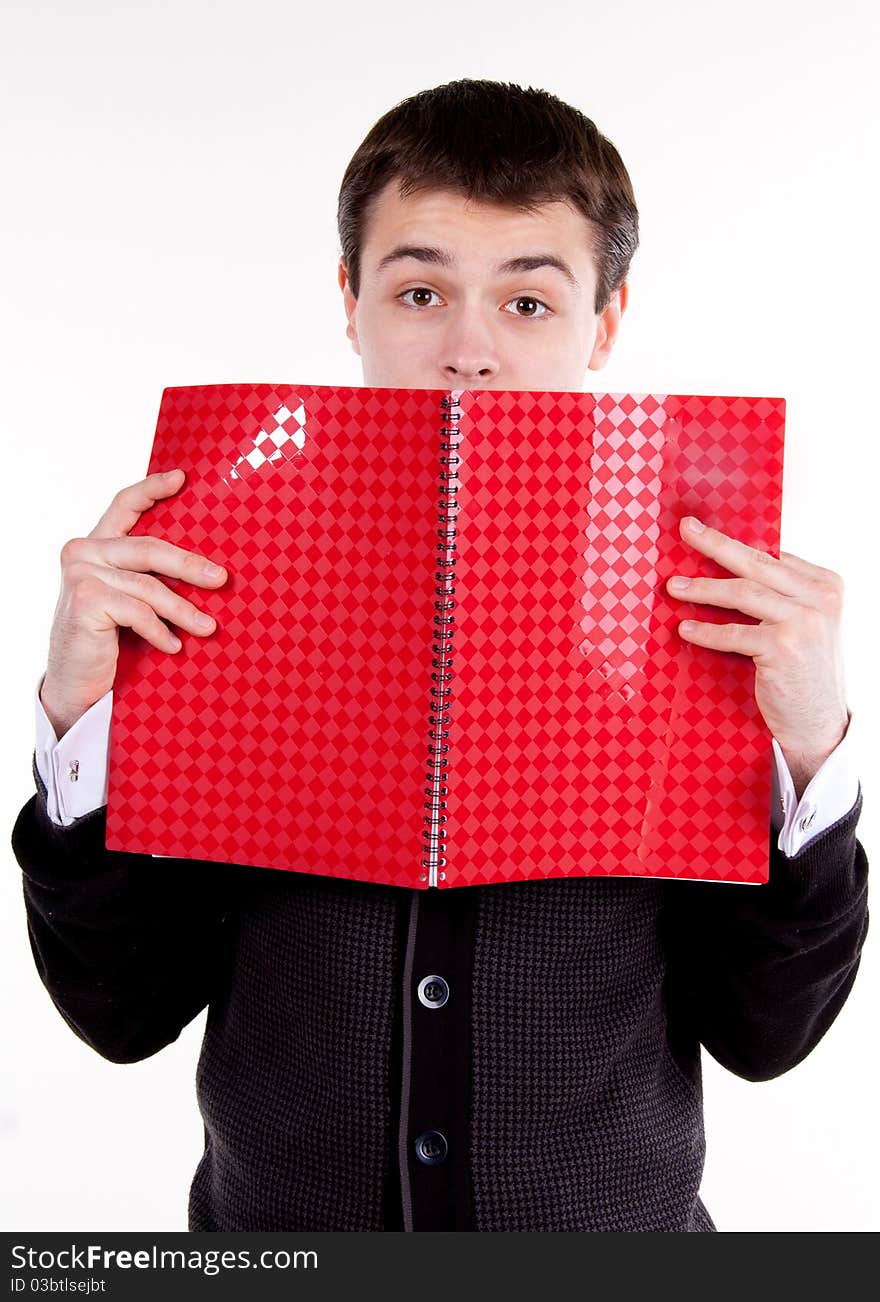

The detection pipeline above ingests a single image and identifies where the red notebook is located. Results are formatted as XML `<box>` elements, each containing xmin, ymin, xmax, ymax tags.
<box><xmin>105</xmin><ymin>384</ymin><xmax>785</xmax><ymax>888</ymax></box>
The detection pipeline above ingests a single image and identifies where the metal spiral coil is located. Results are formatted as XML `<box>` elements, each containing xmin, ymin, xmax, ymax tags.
<box><xmin>421</xmin><ymin>393</ymin><xmax>462</xmax><ymax>884</ymax></box>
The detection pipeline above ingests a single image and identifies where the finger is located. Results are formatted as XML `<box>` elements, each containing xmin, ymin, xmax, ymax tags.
<box><xmin>78</xmin><ymin>578</ymin><xmax>188</xmax><ymax>655</ymax></box>
<box><xmin>678</xmin><ymin>517</ymin><xmax>807</xmax><ymax>597</ymax></box>
<box><xmin>778</xmin><ymin>549</ymin><xmax>844</xmax><ymax>588</ymax></box>
<box><xmin>88</xmin><ymin>469</ymin><xmax>187</xmax><ymax>541</ymax></box>
<box><xmin>678</xmin><ymin>617</ymin><xmax>767</xmax><ymax>659</ymax></box>
<box><xmin>778</xmin><ymin>549</ymin><xmax>819</xmax><ymax>570</ymax></box>
<box><xmin>81</xmin><ymin>562</ymin><xmax>218</xmax><ymax>638</ymax></box>
<box><xmin>666</xmin><ymin>574</ymin><xmax>792</xmax><ymax>622</ymax></box>
<box><xmin>62</xmin><ymin>533</ymin><xmax>227</xmax><ymax>588</ymax></box>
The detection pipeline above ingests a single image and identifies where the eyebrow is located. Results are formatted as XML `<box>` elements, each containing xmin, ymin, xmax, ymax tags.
<box><xmin>373</xmin><ymin>244</ymin><xmax>581</xmax><ymax>292</ymax></box>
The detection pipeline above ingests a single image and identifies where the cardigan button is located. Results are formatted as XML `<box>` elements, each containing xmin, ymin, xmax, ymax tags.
<box><xmin>417</xmin><ymin>974</ymin><xmax>449</xmax><ymax>1008</ymax></box>
<box><xmin>414</xmin><ymin>1130</ymin><xmax>448</xmax><ymax>1165</ymax></box>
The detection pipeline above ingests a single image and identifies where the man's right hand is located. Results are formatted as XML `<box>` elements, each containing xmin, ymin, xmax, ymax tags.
<box><xmin>40</xmin><ymin>468</ymin><xmax>228</xmax><ymax>740</ymax></box>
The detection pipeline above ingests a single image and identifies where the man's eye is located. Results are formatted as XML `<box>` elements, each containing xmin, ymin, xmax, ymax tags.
<box><xmin>398</xmin><ymin>288</ymin><xmax>441</xmax><ymax>308</ymax></box>
<box><xmin>398</xmin><ymin>288</ymin><xmax>551</xmax><ymax>317</ymax></box>
<box><xmin>501</xmin><ymin>296</ymin><xmax>550</xmax><ymax>319</ymax></box>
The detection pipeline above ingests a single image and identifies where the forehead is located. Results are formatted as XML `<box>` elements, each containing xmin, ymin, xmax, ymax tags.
<box><xmin>361</xmin><ymin>180</ymin><xmax>595</xmax><ymax>268</ymax></box>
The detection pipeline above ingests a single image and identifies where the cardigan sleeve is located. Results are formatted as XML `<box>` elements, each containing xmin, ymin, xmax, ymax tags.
<box><xmin>10</xmin><ymin>752</ymin><xmax>242</xmax><ymax>1065</ymax></box>
<box><xmin>659</xmin><ymin>787</ymin><xmax>869</xmax><ymax>1082</ymax></box>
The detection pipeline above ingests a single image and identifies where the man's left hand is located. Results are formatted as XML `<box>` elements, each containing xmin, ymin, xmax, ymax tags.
<box><xmin>666</xmin><ymin>515</ymin><xmax>849</xmax><ymax>799</ymax></box>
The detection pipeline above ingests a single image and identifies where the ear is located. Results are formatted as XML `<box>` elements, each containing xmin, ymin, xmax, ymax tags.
<box><xmin>338</xmin><ymin>259</ymin><xmax>361</xmax><ymax>357</ymax></box>
<box><xmin>587</xmin><ymin>280</ymin><xmax>629</xmax><ymax>371</ymax></box>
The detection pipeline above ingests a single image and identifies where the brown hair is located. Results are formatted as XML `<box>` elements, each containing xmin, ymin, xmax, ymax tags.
<box><xmin>337</xmin><ymin>78</ymin><xmax>639</xmax><ymax>316</ymax></box>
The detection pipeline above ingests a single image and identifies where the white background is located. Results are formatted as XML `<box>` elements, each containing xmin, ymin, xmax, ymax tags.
<box><xmin>1</xmin><ymin>0</ymin><xmax>876</xmax><ymax>1232</ymax></box>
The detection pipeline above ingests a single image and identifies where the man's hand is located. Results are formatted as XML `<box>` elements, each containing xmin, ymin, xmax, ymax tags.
<box><xmin>666</xmin><ymin>515</ymin><xmax>849</xmax><ymax>800</ymax></box>
<box><xmin>40</xmin><ymin>469</ymin><xmax>229</xmax><ymax>740</ymax></box>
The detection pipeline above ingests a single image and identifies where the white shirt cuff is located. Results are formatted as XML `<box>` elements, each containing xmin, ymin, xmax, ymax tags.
<box><xmin>770</xmin><ymin>711</ymin><xmax>860</xmax><ymax>856</ymax></box>
<box><xmin>34</xmin><ymin>672</ymin><xmax>112</xmax><ymax>826</ymax></box>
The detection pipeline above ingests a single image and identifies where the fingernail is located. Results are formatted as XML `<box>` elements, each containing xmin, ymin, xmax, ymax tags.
<box><xmin>669</xmin><ymin>576</ymin><xmax>691</xmax><ymax>590</ymax></box>
<box><xmin>194</xmin><ymin>612</ymin><xmax>214</xmax><ymax>628</ymax></box>
<box><xmin>164</xmin><ymin>468</ymin><xmax>183</xmax><ymax>479</ymax></box>
<box><xmin>203</xmin><ymin>562</ymin><xmax>224</xmax><ymax>578</ymax></box>
<box><xmin>687</xmin><ymin>516</ymin><xmax>705</xmax><ymax>532</ymax></box>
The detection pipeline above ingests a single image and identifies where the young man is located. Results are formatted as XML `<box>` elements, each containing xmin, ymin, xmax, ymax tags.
<box><xmin>12</xmin><ymin>79</ymin><xmax>868</xmax><ymax>1232</ymax></box>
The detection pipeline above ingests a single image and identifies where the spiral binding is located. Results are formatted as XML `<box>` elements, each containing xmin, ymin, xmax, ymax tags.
<box><xmin>421</xmin><ymin>392</ymin><xmax>462</xmax><ymax>886</ymax></box>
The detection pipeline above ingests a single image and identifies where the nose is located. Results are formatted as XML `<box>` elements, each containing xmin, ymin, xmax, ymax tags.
<box><xmin>440</xmin><ymin>312</ymin><xmax>500</xmax><ymax>385</ymax></box>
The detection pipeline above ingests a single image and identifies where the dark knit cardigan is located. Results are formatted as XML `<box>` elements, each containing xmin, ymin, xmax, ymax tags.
<box><xmin>12</xmin><ymin>757</ymin><xmax>869</xmax><ymax>1232</ymax></box>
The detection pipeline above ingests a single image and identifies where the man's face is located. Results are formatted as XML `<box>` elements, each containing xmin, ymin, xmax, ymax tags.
<box><xmin>338</xmin><ymin>180</ymin><xmax>627</xmax><ymax>392</ymax></box>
